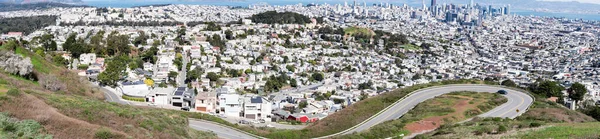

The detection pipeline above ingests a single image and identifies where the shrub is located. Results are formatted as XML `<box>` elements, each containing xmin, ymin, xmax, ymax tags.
<box><xmin>94</xmin><ymin>128</ymin><xmax>113</xmax><ymax>139</ymax></box>
<box><xmin>498</xmin><ymin>125</ymin><xmax>508</xmax><ymax>133</ymax></box>
<box><xmin>7</xmin><ymin>89</ymin><xmax>19</xmax><ymax>96</ymax></box>
<box><xmin>530</xmin><ymin>122</ymin><xmax>543</xmax><ymax>127</ymax></box>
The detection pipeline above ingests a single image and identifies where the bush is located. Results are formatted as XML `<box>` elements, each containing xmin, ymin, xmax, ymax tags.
<box><xmin>530</xmin><ymin>122</ymin><xmax>543</xmax><ymax>127</ymax></box>
<box><xmin>95</xmin><ymin>128</ymin><xmax>113</xmax><ymax>139</ymax></box>
<box><xmin>498</xmin><ymin>125</ymin><xmax>508</xmax><ymax>133</ymax></box>
<box><xmin>6</xmin><ymin>89</ymin><xmax>19</xmax><ymax>96</ymax></box>
<box><xmin>122</xmin><ymin>95</ymin><xmax>146</xmax><ymax>102</ymax></box>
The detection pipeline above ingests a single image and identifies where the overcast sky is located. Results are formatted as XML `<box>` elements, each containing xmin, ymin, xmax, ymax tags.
<box><xmin>537</xmin><ymin>0</ymin><xmax>600</xmax><ymax>4</ymax></box>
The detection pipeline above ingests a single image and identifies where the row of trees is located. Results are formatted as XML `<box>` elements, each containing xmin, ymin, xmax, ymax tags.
<box><xmin>250</xmin><ymin>11</ymin><xmax>313</xmax><ymax>24</ymax></box>
<box><xmin>0</xmin><ymin>15</ymin><xmax>57</xmax><ymax>35</ymax></box>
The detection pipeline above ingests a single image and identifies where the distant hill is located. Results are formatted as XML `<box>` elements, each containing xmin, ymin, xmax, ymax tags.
<box><xmin>0</xmin><ymin>2</ymin><xmax>88</xmax><ymax>12</ymax></box>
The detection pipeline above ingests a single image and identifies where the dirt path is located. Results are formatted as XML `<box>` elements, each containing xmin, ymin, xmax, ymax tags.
<box><xmin>404</xmin><ymin>96</ymin><xmax>480</xmax><ymax>134</ymax></box>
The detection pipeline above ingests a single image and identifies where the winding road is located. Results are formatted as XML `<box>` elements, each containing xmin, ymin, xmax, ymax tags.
<box><xmin>186</xmin><ymin>85</ymin><xmax>534</xmax><ymax>138</ymax></box>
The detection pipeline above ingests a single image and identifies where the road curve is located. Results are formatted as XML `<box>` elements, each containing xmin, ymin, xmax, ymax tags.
<box><xmin>189</xmin><ymin>84</ymin><xmax>533</xmax><ymax>139</ymax></box>
<box><xmin>340</xmin><ymin>84</ymin><xmax>534</xmax><ymax>136</ymax></box>
<box><xmin>189</xmin><ymin>120</ymin><xmax>258</xmax><ymax>139</ymax></box>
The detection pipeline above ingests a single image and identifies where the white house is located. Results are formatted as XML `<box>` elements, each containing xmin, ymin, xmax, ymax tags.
<box><xmin>79</xmin><ymin>53</ymin><xmax>96</xmax><ymax>65</ymax></box>
<box><xmin>243</xmin><ymin>96</ymin><xmax>272</xmax><ymax>120</ymax></box>
<box><xmin>218</xmin><ymin>93</ymin><xmax>242</xmax><ymax>117</ymax></box>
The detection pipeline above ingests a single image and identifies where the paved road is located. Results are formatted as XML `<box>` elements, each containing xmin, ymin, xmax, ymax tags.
<box><xmin>189</xmin><ymin>84</ymin><xmax>533</xmax><ymax>139</ymax></box>
<box><xmin>189</xmin><ymin>120</ymin><xmax>257</xmax><ymax>139</ymax></box>
<box><xmin>341</xmin><ymin>85</ymin><xmax>534</xmax><ymax>136</ymax></box>
<box><xmin>178</xmin><ymin>51</ymin><xmax>188</xmax><ymax>87</ymax></box>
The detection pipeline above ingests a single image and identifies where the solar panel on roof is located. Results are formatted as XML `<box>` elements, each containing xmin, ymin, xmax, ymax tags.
<box><xmin>177</xmin><ymin>87</ymin><xmax>186</xmax><ymax>91</ymax></box>
<box><xmin>174</xmin><ymin>91</ymin><xmax>184</xmax><ymax>96</ymax></box>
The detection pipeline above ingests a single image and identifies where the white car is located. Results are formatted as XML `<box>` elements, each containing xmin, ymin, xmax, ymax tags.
<box><xmin>266</xmin><ymin>124</ymin><xmax>274</xmax><ymax>128</ymax></box>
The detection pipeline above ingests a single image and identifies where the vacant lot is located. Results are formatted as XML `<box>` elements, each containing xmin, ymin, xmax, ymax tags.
<box><xmin>511</xmin><ymin>122</ymin><xmax>600</xmax><ymax>139</ymax></box>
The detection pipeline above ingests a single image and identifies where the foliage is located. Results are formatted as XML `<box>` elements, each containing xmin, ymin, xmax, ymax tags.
<box><xmin>358</xmin><ymin>80</ymin><xmax>373</xmax><ymax>90</ymax></box>
<box><xmin>0</xmin><ymin>112</ymin><xmax>52</xmax><ymax>138</ymax></box>
<box><xmin>6</xmin><ymin>89</ymin><xmax>19</xmax><ymax>96</ymax></box>
<box><xmin>206</xmin><ymin>72</ymin><xmax>220</xmax><ymax>82</ymax></box>
<box><xmin>204</xmin><ymin>22</ymin><xmax>222</xmax><ymax>31</ymax></box>
<box><xmin>299</xmin><ymin>101</ymin><xmax>308</xmax><ymax>109</ymax></box>
<box><xmin>310</xmin><ymin>72</ymin><xmax>324</xmax><ymax>82</ymax></box>
<box><xmin>122</xmin><ymin>95</ymin><xmax>146</xmax><ymax>102</ymax></box>
<box><xmin>52</xmin><ymin>54</ymin><xmax>68</xmax><ymax>66</ymax></box>
<box><xmin>98</xmin><ymin>55</ymin><xmax>130</xmax><ymax>87</ymax></box>
<box><xmin>501</xmin><ymin>79</ymin><xmax>517</xmax><ymax>87</ymax></box>
<box><xmin>529</xmin><ymin>80</ymin><xmax>564</xmax><ymax>98</ymax></box>
<box><xmin>105</xmin><ymin>31</ymin><xmax>131</xmax><ymax>56</ymax></box>
<box><xmin>250</xmin><ymin>11</ymin><xmax>312</xmax><ymax>24</ymax></box>
<box><xmin>568</xmin><ymin>82</ymin><xmax>586</xmax><ymax>102</ymax></box>
<box><xmin>0</xmin><ymin>15</ymin><xmax>57</xmax><ymax>35</ymax></box>
<box><xmin>264</xmin><ymin>74</ymin><xmax>290</xmax><ymax>93</ymax></box>
<box><xmin>94</xmin><ymin>128</ymin><xmax>113</xmax><ymax>139</ymax></box>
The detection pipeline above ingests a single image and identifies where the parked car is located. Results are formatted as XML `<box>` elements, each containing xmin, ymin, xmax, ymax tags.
<box><xmin>219</xmin><ymin>114</ymin><xmax>227</xmax><ymax>118</ymax></box>
<box><xmin>239</xmin><ymin>120</ymin><xmax>250</xmax><ymax>124</ymax></box>
<box><xmin>497</xmin><ymin>90</ymin><xmax>508</xmax><ymax>95</ymax></box>
<box><xmin>181</xmin><ymin>106</ymin><xmax>190</xmax><ymax>111</ymax></box>
<box><xmin>258</xmin><ymin>119</ymin><xmax>266</xmax><ymax>123</ymax></box>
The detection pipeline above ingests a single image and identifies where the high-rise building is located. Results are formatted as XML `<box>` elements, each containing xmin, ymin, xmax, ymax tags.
<box><xmin>422</xmin><ymin>0</ymin><xmax>427</xmax><ymax>10</ymax></box>
<box><xmin>505</xmin><ymin>4</ymin><xmax>511</xmax><ymax>15</ymax></box>
<box><xmin>431</xmin><ymin>0</ymin><xmax>436</xmax><ymax>7</ymax></box>
<box><xmin>470</xmin><ymin>0</ymin><xmax>474</xmax><ymax>7</ymax></box>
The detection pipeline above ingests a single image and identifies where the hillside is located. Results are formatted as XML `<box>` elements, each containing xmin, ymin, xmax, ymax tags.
<box><xmin>0</xmin><ymin>45</ymin><xmax>219</xmax><ymax>138</ymax></box>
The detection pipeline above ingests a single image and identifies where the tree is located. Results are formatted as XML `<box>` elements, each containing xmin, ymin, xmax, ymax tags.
<box><xmin>168</xmin><ymin>71</ymin><xmax>178</xmax><ymax>82</ymax></box>
<box><xmin>225</xmin><ymin>30</ymin><xmax>234</xmax><ymax>40</ymax></box>
<box><xmin>290</xmin><ymin>79</ymin><xmax>298</xmax><ymax>87</ymax></box>
<box><xmin>98</xmin><ymin>55</ymin><xmax>129</xmax><ymax>87</ymax></box>
<box><xmin>568</xmin><ymin>82</ymin><xmax>587</xmax><ymax>105</ymax></box>
<box><xmin>501</xmin><ymin>79</ymin><xmax>517</xmax><ymax>87</ymax></box>
<box><xmin>299</xmin><ymin>101</ymin><xmax>308</xmax><ymax>109</ymax></box>
<box><xmin>311</xmin><ymin>72</ymin><xmax>324</xmax><ymax>82</ymax></box>
<box><xmin>52</xmin><ymin>54</ymin><xmax>68</xmax><ymax>66</ymax></box>
<box><xmin>530</xmin><ymin>80</ymin><xmax>564</xmax><ymax>98</ymax></box>
<box><xmin>105</xmin><ymin>31</ymin><xmax>131</xmax><ymax>56</ymax></box>
<box><xmin>286</xmin><ymin>65</ymin><xmax>296</xmax><ymax>72</ymax></box>
<box><xmin>186</xmin><ymin>67</ymin><xmax>203</xmax><ymax>83</ymax></box>
<box><xmin>207</xmin><ymin>72</ymin><xmax>220</xmax><ymax>81</ymax></box>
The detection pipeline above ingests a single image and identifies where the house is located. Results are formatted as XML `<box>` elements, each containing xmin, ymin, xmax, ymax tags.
<box><xmin>287</xmin><ymin>113</ymin><xmax>319</xmax><ymax>123</ymax></box>
<box><xmin>1</xmin><ymin>32</ymin><xmax>23</xmax><ymax>40</ymax></box>
<box><xmin>79</xmin><ymin>53</ymin><xmax>97</xmax><ymax>65</ymax></box>
<box><xmin>218</xmin><ymin>93</ymin><xmax>242</xmax><ymax>117</ymax></box>
<box><xmin>171</xmin><ymin>87</ymin><xmax>187</xmax><ymax>107</ymax></box>
<box><xmin>143</xmin><ymin>62</ymin><xmax>154</xmax><ymax>71</ymax></box>
<box><xmin>146</xmin><ymin>87</ymin><xmax>175</xmax><ymax>105</ymax></box>
<box><xmin>243</xmin><ymin>96</ymin><xmax>272</xmax><ymax>120</ymax></box>
<box><xmin>195</xmin><ymin>92</ymin><xmax>217</xmax><ymax>113</ymax></box>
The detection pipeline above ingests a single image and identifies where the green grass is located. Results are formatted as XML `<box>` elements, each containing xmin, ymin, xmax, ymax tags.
<box><xmin>512</xmin><ymin>122</ymin><xmax>600</xmax><ymax>139</ymax></box>
<box><xmin>334</xmin><ymin>91</ymin><xmax>505</xmax><ymax>139</ymax></box>
<box><xmin>122</xmin><ymin>95</ymin><xmax>146</xmax><ymax>102</ymax></box>
<box><xmin>0</xmin><ymin>112</ymin><xmax>53</xmax><ymax>139</ymax></box>
<box><xmin>415</xmin><ymin>117</ymin><xmax>545</xmax><ymax>138</ymax></box>
<box><xmin>237</xmin><ymin>79</ymin><xmax>490</xmax><ymax>139</ymax></box>
<box><xmin>344</xmin><ymin>27</ymin><xmax>373</xmax><ymax>36</ymax></box>
<box><xmin>15</xmin><ymin>47</ymin><xmax>58</xmax><ymax>74</ymax></box>
<box><xmin>33</xmin><ymin>92</ymin><xmax>218</xmax><ymax>138</ymax></box>
<box><xmin>400</xmin><ymin>44</ymin><xmax>421</xmax><ymax>50</ymax></box>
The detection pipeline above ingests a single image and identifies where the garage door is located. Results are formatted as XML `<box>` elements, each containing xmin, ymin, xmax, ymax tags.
<box><xmin>245</xmin><ymin>114</ymin><xmax>256</xmax><ymax>119</ymax></box>
<box><xmin>173</xmin><ymin>102</ymin><xmax>182</xmax><ymax>107</ymax></box>
<box><xmin>196</xmin><ymin>107</ymin><xmax>207</xmax><ymax>112</ymax></box>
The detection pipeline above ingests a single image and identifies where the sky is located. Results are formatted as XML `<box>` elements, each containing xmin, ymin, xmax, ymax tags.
<box><xmin>537</xmin><ymin>0</ymin><xmax>600</xmax><ymax>5</ymax></box>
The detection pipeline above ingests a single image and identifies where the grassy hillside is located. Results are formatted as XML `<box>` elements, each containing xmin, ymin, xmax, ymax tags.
<box><xmin>414</xmin><ymin>100</ymin><xmax>596</xmax><ymax>139</ymax></box>
<box><xmin>334</xmin><ymin>91</ymin><xmax>507</xmax><ymax>139</ymax></box>
<box><xmin>0</xmin><ymin>46</ymin><xmax>219</xmax><ymax>138</ymax></box>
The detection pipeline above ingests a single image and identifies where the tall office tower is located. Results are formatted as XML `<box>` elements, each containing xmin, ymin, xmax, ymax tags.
<box><xmin>431</xmin><ymin>0</ymin><xmax>436</xmax><ymax>7</ymax></box>
<box><xmin>363</xmin><ymin>1</ymin><xmax>366</xmax><ymax>7</ymax></box>
<box><xmin>422</xmin><ymin>0</ymin><xmax>427</xmax><ymax>10</ymax></box>
<box><xmin>345</xmin><ymin>1</ymin><xmax>348</xmax><ymax>7</ymax></box>
<box><xmin>471</xmin><ymin>0</ymin><xmax>474</xmax><ymax>7</ymax></box>
<box><xmin>353</xmin><ymin>0</ymin><xmax>357</xmax><ymax>8</ymax></box>
<box><xmin>505</xmin><ymin>4</ymin><xmax>511</xmax><ymax>15</ymax></box>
